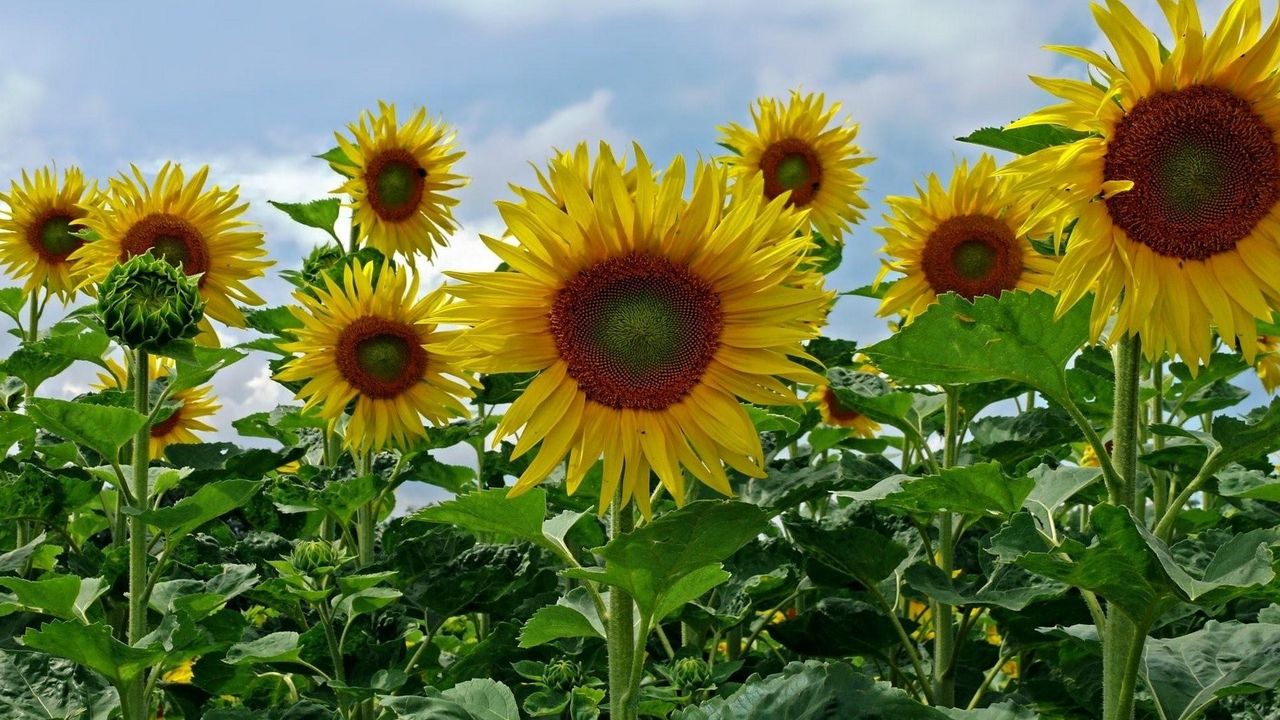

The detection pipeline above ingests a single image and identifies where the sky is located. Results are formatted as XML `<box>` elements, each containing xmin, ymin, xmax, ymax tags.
<box><xmin>0</xmin><ymin>0</ymin><xmax>1259</xmax><ymax>509</ymax></box>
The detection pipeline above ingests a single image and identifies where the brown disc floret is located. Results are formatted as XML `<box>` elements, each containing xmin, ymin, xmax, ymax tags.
<box><xmin>364</xmin><ymin>148</ymin><xmax>426</xmax><ymax>222</ymax></box>
<box><xmin>760</xmin><ymin>137</ymin><xmax>823</xmax><ymax>207</ymax></box>
<box><xmin>121</xmin><ymin>213</ymin><xmax>211</xmax><ymax>281</ymax></box>
<box><xmin>334</xmin><ymin>315</ymin><xmax>427</xmax><ymax>399</ymax></box>
<box><xmin>921</xmin><ymin>214</ymin><xmax>1023</xmax><ymax>300</ymax></box>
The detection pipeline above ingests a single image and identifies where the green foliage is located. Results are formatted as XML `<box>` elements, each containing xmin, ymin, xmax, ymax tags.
<box><xmin>269</xmin><ymin>199</ymin><xmax>342</xmax><ymax>241</ymax></box>
<box><xmin>956</xmin><ymin>124</ymin><xmax>1092</xmax><ymax>155</ymax></box>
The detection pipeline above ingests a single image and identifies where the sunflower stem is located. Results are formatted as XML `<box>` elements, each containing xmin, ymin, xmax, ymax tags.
<box><xmin>932</xmin><ymin>388</ymin><xmax>961</xmax><ymax>706</ymax></box>
<box><xmin>1102</xmin><ymin>333</ymin><xmax>1145</xmax><ymax>720</ymax></box>
<box><xmin>356</xmin><ymin>452</ymin><xmax>375</xmax><ymax>567</ymax></box>
<box><xmin>607</xmin><ymin>492</ymin><xmax>636</xmax><ymax>720</ymax></box>
<box><xmin>126</xmin><ymin>348</ymin><xmax>151</xmax><ymax>720</ymax></box>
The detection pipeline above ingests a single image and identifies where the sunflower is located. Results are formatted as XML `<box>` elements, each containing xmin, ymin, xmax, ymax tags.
<box><xmin>876</xmin><ymin>155</ymin><xmax>1059</xmax><ymax>321</ymax></box>
<box><xmin>443</xmin><ymin>142</ymin><xmax>831</xmax><ymax>516</ymax></box>
<box><xmin>1004</xmin><ymin>0</ymin><xmax>1280</xmax><ymax>365</ymax></box>
<box><xmin>73</xmin><ymin>163</ymin><xmax>271</xmax><ymax>335</ymax></box>
<box><xmin>809</xmin><ymin>384</ymin><xmax>880</xmax><ymax>439</ymax></box>
<box><xmin>332</xmin><ymin>102</ymin><xmax>466</xmax><ymax>260</ymax></box>
<box><xmin>0</xmin><ymin>167</ymin><xmax>98</xmax><ymax>298</ymax></box>
<box><xmin>94</xmin><ymin>355</ymin><xmax>219</xmax><ymax>458</ymax></box>
<box><xmin>719</xmin><ymin>90</ymin><xmax>872</xmax><ymax>244</ymax></box>
<box><xmin>1257</xmin><ymin>335</ymin><xmax>1280</xmax><ymax>393</ymax></box>
<box><xmin>276</xmin><ymin>261</ymin><xmax>474</xmax><ymax>453</ymax></box>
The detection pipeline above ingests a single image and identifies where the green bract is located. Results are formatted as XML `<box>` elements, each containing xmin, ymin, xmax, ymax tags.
<box><xmin>96</xmin><ymin>251</ymin><xmax>204</xmax><ymax>351</ymax></box>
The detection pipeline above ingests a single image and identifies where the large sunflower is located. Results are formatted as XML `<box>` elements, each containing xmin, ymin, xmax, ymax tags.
<box><xmin>443</xmin><ymin>143</ymin><xmax>832</xmax><ymax>516</ymax></box>
<box><xmin>1005</xmin><ymin>0</ymin><xmax>1280</xmax><ymax>365</ymax></box>
<box><xmin>73</xmin><ymin>163</ymin><xmax>271</xmax><ymax>334</ymax></box>
<box><xmin>94</xmin><ymin>355</ymin><xmax>219</xmax><ymax>458</ymax></box>
<box><xmin>277</xmin><ymin>261</ymin><xmax>474</xmax><ymax>453</ymax></box>
<box><xmin>0</xmin><ymin>167</ymin><xmax>98</xmax><ymax>298</ymax></box>
<box><xmin>876</xmin><ymin>155</ymin><xmax>1059</xmax><ymax>321</ymax></box>
<box><xmin>719</xmin><ymin>90</ymin><xmax>872</xmax><ymax>243</ymax></box>
<box><xmin>332</xmin><ymin>102</ymin><xmax>466</xmax><ymax>261</ymax></box>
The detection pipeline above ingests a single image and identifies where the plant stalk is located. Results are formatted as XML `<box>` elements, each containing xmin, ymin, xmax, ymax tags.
<box><xmin>126</xmin><ymin>349</ymin><xmax>151</xmax><ymax>720</ymax></box>
<box><xmin>607</xmin><ymin>491</ymin><xmax>636</xmax><ymax>720</ymax></box>
<box><xmin>933</xmin><ymin>388</ymin><xmax>961</xmax><ymax>706</ymax></box>
<box><xmin>1102</xmin><ymin>333</ymin><xmax>1145</xmax><ymax>720</ymax></box>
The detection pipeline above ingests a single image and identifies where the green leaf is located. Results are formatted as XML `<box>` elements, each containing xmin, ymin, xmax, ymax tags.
<box><xmin>519</xmin><ymin>587</ymin><xmax>605</xmax><ymax>648</ymax></box>
<box><xmin>2</xmin><ymin>347</ymin><xmax>71</xmax><ymax>395</ymax></box>
<box><xmin>412</xmin><ymin>487</ymin><xmax>568</xmax><ymax>553</ymax></box>
<box><xmin>132</xmin><ymin>479</ymin><xmax>261</xmax><ymax>540</ymax></box>
<box><xmin>223</xmin><ymin>631</ymin><xmax>302</xmax><ymax>666</ymax></box>
<box><xmin>786</xmin><ymin>518</ymin><xmax>907</xmax><ymax>587</ymax></box>
<box><xmin>26</xmin><ymin>398</ymin><xmax>147</xmax><ymax>459</ymax></box>
<box><xmin>563</xmin><ymin>501</ymin><xmax>768</xmax><ymax>620</ymax></box>
<box><xmin>1141</xmin><ymin>620</ymin><xmax>1280</xmax><ymax>720</ymax></box>
<box><xmin>0</xmin><ymin>649</ymin><xmax>117</xmax><ymax>720</ymax></box>
<box><xmin>22</xmin><ymin>620</ymin><xmax>164</xmax><ymax>688</ymax></box>
<box><xmin>1022</xmin><ymin>464</ymin><xmax>1102</xmax><ymax>531</ymax></box>
<box><xmin>269</xmin><ymin>199</ymin><xmax>342</xmax><ymax>241</ymax></box>
<box><xmin>864</xmin><ymin>291</ymin><xmax>1091</xmax><ymax>404</ymax></box>
<box><xmin>843</xmin><ymin>463</ymin><xmax>1033</xmax><ymax>518</ymax></box>
<box><xmin>956</xmin><ymin>124</ymin><xmax>1092</xmax><ymax>155</ymax></box>
<box><xmin>904</xmin><ymin>562</ymin><xmax>1067</xmax><ymax>611</ymax></box>
<box><xmin>673</xmin><ymin>660</ymin><xmax>947</xmax><ymax>719</ymax></box>
<box><xmin>0</xmin><ymin>575</ymin><xmax>107</xmax><ymax>622</ymax></box>
<box><xmin>149</xmin><ymin>564</ymin><xmax>257</xmax><ymax>620</ymax></box>
<box><xmin>0</xmin><ymin>288</ymin><xmax>26</xmax><ymax>324</ymax></box>
<box><xmin>402</xmin><ymin>454</ymin><xmax>475</xmax><ymax>494</ymax></box>
<box><xmin>171</xmin><ymin>346</ymin><xmax>246</xmax><ymax>394</ymax></box>
<box><xmin>334</xmin><ymin>587</ymin><xmax>402</xmax><ymax>621</ymax></box>
<box><xmin>380</xmin><ymin>679</ymin><xmax>521</xmax><ymax>720</ymax></box>
<box><xmin>826</xmin><ymin>368</ymin><xmax>943</xmax><ymax>444</ymax></box>
<box><xmin>38</xmin><ymin>319</ymin><xmax>110</xmax><ymax>364</ymax></box>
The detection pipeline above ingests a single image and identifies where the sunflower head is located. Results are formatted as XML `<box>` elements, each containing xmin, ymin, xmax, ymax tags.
<box><xmin>719</xmin><ymin>90</ymin><xmax>872</xmax><ymax>243</ymax></box>
<box><xmin>444</xmin><ymin>142</ymin><xmax>831</xmax><ymax>516</ymax></box>
<box><xmin>809</xmin><ymin>384</ymin><xmax>881</xmax><ymax>439</ymax></box>
<box><xmin>332</xmin><ymin>102</ymin><xmax>467</xmax><ymax>260</ymax></box>
<box><xmin>0</xmin><ymin>166</ymin><xmax>99</xmax><ymax>298</ymax></box>
<box><xmin>877</xmin><ymin>155</ymin><xmax>1059</xmax><ymax>322</ymax></box>
<box><xmin>73</xmin><ymin>163</ymin><xmax>271</xmax><ymax>335</ymax></box>
<box><xmin>1003</xmin><ymin>0</ymin><xmax>1280</xmax><ymax>366</ymax></box>
<box><xmin>277</xmin><ymin>261</ymin><xmax>474</xmax><ymax>453</ymax></box>
<box><xmin>98</xmin><ymin>251</ymin><xmax>205</xmax><ymax>351</ymax></box>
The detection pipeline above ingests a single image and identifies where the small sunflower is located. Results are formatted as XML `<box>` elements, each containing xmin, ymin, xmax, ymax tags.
<box><xmin>1257</xmin><ymin>335</ymin><xmax>1280</xmax><ymax>393</ymax></box>
<box><xmin>332</xmin><ymin>102</ymin><xmax>466</xmax><ymax>260</ymax></box>
<box><xmin>1004</xmin><ymin>0</ymin><xmax>1280</xmax><ymax>365</ymax></box>
<box><xmin>719</xmin><ymin>90</ymin><xmax>872</xmax><ymax>244</ymax></box>
<box><xmin>443</xmin><ymin>142</ymin><xmax>831</xmax><ymax>516</ymax></box>
<box><xmin>809</xmin><ymin>384</ymin><xmax>880</xmax><ymax>439</ymax></box>
<box><xmin>73</xmin><ymin>163</ymin><xmax>271</xmax><ymax>335</ymax></box>
<box><xmin>0</xmin><ymin>167</ymin><xmax>98</xmax><ymax>298</ymax></box>
<box><xmin>95</xmin><ymin>355</ymin><xmax>219</xmax><ymax>458</ymax></box>
<box><xmin>876</xmin><ymin>155</ymin><xmax>1059</xmax><ymax>322</ymax></box>
<box><xmin>277</xmin><ymin>261</ymin><xmax>473</xmax><ymax>453</ymax></box>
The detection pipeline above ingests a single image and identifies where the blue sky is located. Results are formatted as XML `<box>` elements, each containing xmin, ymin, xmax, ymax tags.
<box><xmin>0</xmin><ymin>0</ymin><xmax>1259</xmax><ymax>506</ymax></box>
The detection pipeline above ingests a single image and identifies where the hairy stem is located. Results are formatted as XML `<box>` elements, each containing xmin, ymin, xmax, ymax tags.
<box><xmin>126</xmin><ymin>349</ymin><xmax>151</xmax><ymax>720</ymax></box>
<box><xmin>607</xmin><ymin>492</ymin><xmax>636</xmax><ymax>720</ymax></box>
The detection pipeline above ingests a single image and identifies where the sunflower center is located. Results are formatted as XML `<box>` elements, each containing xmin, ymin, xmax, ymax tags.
<box><xmin>549</xmin><ymin>253</ymin><xmax>723</xmax><ymax>410</ymax></box>
<box><xmin>1104</xmin><ymin>84</ymin><xmax>1280</xmax><ymax>261</ymax></box>
<box><xmin>822</xmin><ymin>387</ymin><xmax>864</xmax><ymax>425</ymax></box>
<box><xmin>760</xmin><ymin>137</ymin><xmax>823</xmax><ymax>207</ymax></box>
<box><xmin>334</xmin><ymin>316</ymin><xmax>427</xmax><ymax>399</ymax></box>
<box><xmin>121</xmin><ymin>213</ymin><xmax>210</xmax><ymax>282</ymax></box>
<box><xmin>365</xmin><ymin>148</ymin><xmax>426</xmax><ymax>222</ymax></box>
<box><xmin>920</xmin><ymin>214</ymin><xmax>1023</xmax><ymax>300</ymax></box>
<box><xmin>27</xmin><ymin>211</ymin><xmax>83</xmax><ymax>262</ymax></box>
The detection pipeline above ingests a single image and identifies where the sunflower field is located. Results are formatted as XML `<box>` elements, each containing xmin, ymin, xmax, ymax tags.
<box><xmin>6</xmin><ymin>1</ymin><xmax>1280</xmax><ymax>719</ymax></box>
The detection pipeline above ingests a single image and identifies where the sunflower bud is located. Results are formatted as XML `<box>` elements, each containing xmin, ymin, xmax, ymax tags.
<box><xmin>300</xmin><ymin>244</ymin><xmax>345</xmax><ymax>288</ymax></box>
<box><xmin>289</xmin><ymin>539</ymin><xmax>339</xmax><ymax>576</ymax></box>
<box><xmin>542</xmin><ymin>659</ymin><xmax>579</xmax><ymax>690</ymax></box>
<box><xmin>97</xmin><ymin>251</ymin><xmax>204</xmax><ymax>350</ymax></box>
<box><xmin>673</xmin><ymin>657</ymin><xmax>711</xmax><ymax>690</ymax></box>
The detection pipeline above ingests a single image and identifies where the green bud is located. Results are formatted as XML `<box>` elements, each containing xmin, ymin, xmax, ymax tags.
<box><xmin>673</xmin><ymin>657</ymin><xmax>711</xmax><ymax>690</ymax></box>
<box><xmin>290</xmin><ymin>539</ymin><xmax>339</xmax><ymax>576</ymax></box>
<box><xmin>542</xmin><ymin>658</ymin><xmax>579</xmax><ymax>690</ymax></box>
<box><xmin>97</xmin><ymin>251</ymin><xmax>204</xmax><ymax>350</ymax></box>
<box><xmin>300</xmin><ymin>243</ymin><xmax>345</xmax><ymax>289</ymax></box>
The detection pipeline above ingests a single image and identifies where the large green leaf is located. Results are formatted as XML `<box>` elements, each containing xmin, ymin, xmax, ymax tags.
<box><xmin>149</xmin><ymin>564</ymin><xmax>257</xmax><ymax>620</ymax></box>
<box><xmin>673</xmin><ymin>661</ymin><xmax>946</xmax><ymax>719</ymax></box>
<box><xmin>826</xmin><ymin>368</ymin><xmax>943</xmax><ymax>445</ymax></box>
<box><xmin>864</xmin><ymin>291</ymin><xmax>1091</xmax><ymax>403</ymax></box>
<box><xmin>843</xmin><ymin>463</ymin><xmax>1033</xmax><ymax>518</ymax></box>
<box><xmin>223</xmin><ymin>631</ymin><xmax>302</xmax><ymax>666</ymax></box>
<box><xmin>1141</xmin><ymin>620</ymin><xmax>1280</xmax><ymax>720</ymax></box>
<box><xmin>131</xmin><ymin>479</ymin><xmax>261</xmax><ymax>540</ymax></box>
<box><xmin>380</xmin><ymin>679</ymin><xmax>520</xmax><ymax>719</ymax></box>
<box><xmin>412</xmin><ymin>487</ymin><xmax>586</xmax><ymax>561</ymax></box>
<box><xmin>1022</xmin><ymin>464</ymin><xmax>1102</xmax><ymax>532</ymax></box>
<box><xmin>563</xmin><ymin>501</ymin><xmax>768</xmax><ymax>620</ymax></box>
<box><xmin>904</xmin><ymin>562</ymin><xmax>1067</xmax><ymax>611</ymax></box>
<box><xmin>786</xmin><ymin>518</ymin><xmax>907</xmax><ymax>587</ymax></box>
<box><xmin>22</xmin><ymin>620</ymin><xmax>163</xmax><ymax>688</ymax></box>
<box><xmin>0</xmin><ymin>575</ymin><xmax>107</xmax><ymax>622</ymax></box>
<box><xmin>0</xmin><ymin>649</ymin><xmax>117</xmax><ymax>720</ymax></box>
<box><xmin>518</xmin><ymin>587</ymin><xmax>605</xmax><ymax>648</ymax></box>
<box><xmin>25</xmin><ymin>398</ymin><xmax>146</xmax><ymax>459</ymax></box>
<box><xmin>956</xmin><ymin>124</ymin><xmax>1091</xmax><ymax>155</ymax></box>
